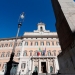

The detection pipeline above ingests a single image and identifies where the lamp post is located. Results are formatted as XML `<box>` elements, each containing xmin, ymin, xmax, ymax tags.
<box><xmin>4</xmin><ymin>12</ymin><xmax>25</xmax><ymax>75</ymax></box>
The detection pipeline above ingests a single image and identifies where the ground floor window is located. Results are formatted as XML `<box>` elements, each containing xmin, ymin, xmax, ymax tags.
<box><xmin>50</xmin><ymin>66</ymin><xmax>53</xmax><ymax>73</ymax></box>
<box><xmin>34</xmin><ymin>66</ymin><xmax>38</xmax><ymax>72</ymax></box>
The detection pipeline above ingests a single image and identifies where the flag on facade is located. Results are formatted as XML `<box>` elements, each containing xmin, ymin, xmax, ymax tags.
<box><xmin>42</xmin><ymin>48</ymin><xmax>46</xmax><ymax>55</ymax></box>
<box><xmin>37</xmin><ymin>47</ymin><xmax>42</xmax><ymax>56</ymax></box>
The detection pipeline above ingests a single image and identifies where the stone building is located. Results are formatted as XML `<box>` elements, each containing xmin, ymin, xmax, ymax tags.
<box><xmin>0</xmin><ymin>22</ymin><xmax>61</xmax><ymax>75</ymax></box>
<box><xmin>51</xmin><ymin>0</ymin><xmax>75</xmax><ymax>74</ymax></box>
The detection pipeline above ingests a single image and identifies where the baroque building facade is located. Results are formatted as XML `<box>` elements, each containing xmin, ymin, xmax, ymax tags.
<box><xmin>0</xmin><ymin>22</ymin><xmax>61</xmax><ymax>75</ymax></box>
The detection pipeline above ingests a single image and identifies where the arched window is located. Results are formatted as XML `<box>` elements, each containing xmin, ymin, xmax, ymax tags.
<box><xmin>56</xmin><ymin>41</ymin><xmax>59</xmax><ymax>45</ymax></box>
<box><xmin>5</xmin><ymin>44</ymin><xmax>8</xmax><ymax>47</ymax></box>
<box><xmin>6</xmin><ymin>52</ymin><xmax>10</xmax><ymax>57</ymax></box>
<box><xmin>41</xmin><ymin>42</ymin><xmax>44</xmax><ymax>46</ymax></box>
<box><xmin>9</xmin><ymin>43</ymin><xmax>13</xmax><ymax>47</ymax></box>
<box><xmin>29</xmin><ymin>50</ymin><xmax>33</xmax><ymax>56</ymax></box>
<box><xmin>58</xmin><ymin>50</ymin><xmax>62</xmax><ymax>54</ymax></box>
<box><xmin>52</xmin><ymin>50</ymin><xmax>56</xmax><ymax>56</ymax></box>
<box><xmin>47</xmin><ymin>50</ymin><xmax>51</xmax><ymax>56</ymax></box>
<box><xmin>19</xmin><ymin>42</ymin><xmax>22</xmax><ymax>46</ymax></box>
<box><xmin>35</xmin><ymin>42</ymin><xmax>38</xmax><ymax>46</ymax></box>
<box><xmin>23</xmin><ymin>50</ymin><xmax>27</xmax><ymax>56</ymax></box>
<box><xmin>21</xmin><ymin>63</ymin><xmax>26</xmax><ymax>69</ymax></box>
<box><xmin>46</xmin><ymin>42</ymin><xmax>50</xmax><ymax>46</ymax></box>
<box><xmin>30</xmin><ymin>42</ymin><xmax>33</xmax><ymax>46</ymax></box>
<box><xmin>1</xmin><ymin>52</ymin><xmax>5</xmax><ymax>57</ymax></box>
<box><xmin>40</xmin><ymin>27</ymin><xmax>43</xmax><ymax>31</ymax></box>
<box><xmin>17</xmin><ymin>51</ymin><xmax>20</xmax><ymax>57</ymax></box>
<box><xmin>2</xmin><ymin>63</ymin><xmax>6</xmax><ymax>72</ymax></box>
<box><xmin>50</xmin><ymin>66</ymin><xmax>53</xmax><ymax>73</ymax></box>
<box><xmin>52</xmin><ymin>42</ymin><xmax>54</xmax><ymax>46</ymax></box>
<box><xmin>34</xmin><ymin>66</ymin><xmax>38</xmax><ymax>72</ymax></box>
<box><xmin>25</xmin><ymin>42</ymin><xmax>28</xmax><ymax>46</ymax></box>
<box><xmin>34</xmin><ymin>50</ymin><xmax>38</xmax><ymax>56</ymax></box>
<box><xmin>1</xmin><ymin>44</ymin><xmax>4</xmax><ymax>47</ymax></box>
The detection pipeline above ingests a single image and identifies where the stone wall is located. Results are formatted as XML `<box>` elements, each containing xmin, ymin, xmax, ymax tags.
<box><xmin>51</xmin><ymin>0</ymin><xmax>75</xmax><ymax>74</ymax></box>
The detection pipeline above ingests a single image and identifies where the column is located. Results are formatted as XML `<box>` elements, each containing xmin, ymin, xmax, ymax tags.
<box><xmin>20</xmin><ymin>40</ymin><xmax>25</xmax><ymax>57</ymax></box>
<box><xmin>17</xmin><ymin>39</ymin><xmax>25</xmax><ymax>74</ymax></box>
<box><xmin>32</xmin><ymin>59</ymin><xmax>34</xmax><ymax>73</ymax></box>
<box><xmin>54</xmin><ymin>57</ymin><xmax>59</xmax><ymax>73</ymax></box>
<box><xmin>47</xmin><ymin>59</ymin><xmax>50</xmax><ymax>73</ymax></box>
<box><xmin>53</xmin><ymin>58</ymin><xmax>55</xmax><ymax>73</ymax></box>
<box><xmin>38</xmin><ymin>59</ymin><xmax>41</xmax><ymax>73</ymax></box>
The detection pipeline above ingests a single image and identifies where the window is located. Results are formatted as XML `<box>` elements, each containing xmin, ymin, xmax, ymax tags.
<box><xmin>30</xmin><ymin>42</ymin><xmax>33</xmax><ymax>46</ymax></box>
<box><xmin>23</xmin><ymin>51</ymin><xmax>27</xmax><ymax>56</ymax></box>
<box><xmin>34</xmin><ymin>50</ymin><xmax>38</xmax><ymax>56</ymax></box>
<box><xmin>56</xmin><ymin>42</ymin><xmax>59</xmax><ymax>45</ymax></box>
<box><xmin>58</xmin><ymin>50</ymin><xmax>61</xmax><ymax>54</ymax></box>
<box><xmin>0</xmin><ymin>45</ymin><xmax>1</xmax><ymax>48</ymax></box>
<box><xmin>40</xmin><ymin>27</ymin><xmax>43</xmax><ymax>31</ymax></box>
<box><xmin>21</xmin><ymin>63</ymin><xmax>26</xmax><ymax>69</ymax></box>
<box><xmin>29</xmin><ymin>50</ymin><xmax>33</xmax><ymax>56</ymax></box>
<box><xmin>9</xmin><ymin>43</ymin><xmax>13</xmax><ymax>47</ymax></box>
<box><xmin>0</xmin><ymin>63</ymin><xmax>1</xmax><ymax>67</ymax></box>
<box><xmin>50</xmin><ymin>66</ymin><xmax>53</xmax><ymax>73</ymax></box>
<box><xmin>48</xmin><ymin>50</ymin><xmax>51</xmax><ymax>56</ymax></box>
<box><xmin>19</xmin><ymin>42</ymin><xmax>22</xmax><ymax>46</ymax></box>
<box><xmin>52</xmin><ymin>50</ymin><xmax>56</xmax><ymax>56</ymax></box>
<box><xmin>5</xmin><ymin>44</ymin><xmax>8</xmax><ymax>47</ymax></box>
<box><xmin>1</xmin><ymin>44</ymin><xmax>4</xmax><ymax>47</ymax></box>
<box><xmin>35</xmin><ymin>42</ymin><xmax>38</xmax><ymax>46</ymax></box>
<box><xmin>34</xmin><ymin>66</ymin><xmax>38</xmax><ymax>72</ymax></box>
<box><xmin>17</xmin><ymin>51</ymin><xmax>20</xmax><ymax>57</ymax></box>
<box><xmin>6</xmin><ymin>52</ymin><xmax>10</xmax><ymax>57</ymax></box>
<box><xmin>1</xmin><ymin>52</ymin><xmax>5</xmax><ymax>57</ymax></box>
<box><xmin>52</xmin><ymin>42</ymin><xmax>54</xmax><ymax>45</ymax></box>
<box><xmin>2</xmin><ymin>64</ymin><xmax>6</xmax><ymax>69</ymax></box>
<box><xmin>46</xmin><ymin>42</ymin><xmax>50</xmax><ymax>46</ymax></box>
<box><xmin>25</xmin><ymin>42</ymin><xmax>28</xmax><ymax>46</ymax></box>
<box><xmin>2</xmin><ymin>64</ymin><xmax>7</xmax><ymax>72</ymax></box>
<box><xmin>41</xmin><ymin>42</ymin><xmax>44</xmax><ymax>46</ymax></box>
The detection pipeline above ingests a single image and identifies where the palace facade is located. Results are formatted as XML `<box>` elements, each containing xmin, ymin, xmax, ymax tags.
<box><xmin>0</xmin><ymin>22</ymin><xmax>61</xmax><ymax>75</ymax></box>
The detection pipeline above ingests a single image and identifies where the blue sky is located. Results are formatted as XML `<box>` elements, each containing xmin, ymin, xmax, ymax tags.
<box><xmin>0</xmin><ymin>0</ymin><xmax>56</xmax><ymax>38</ymax></box>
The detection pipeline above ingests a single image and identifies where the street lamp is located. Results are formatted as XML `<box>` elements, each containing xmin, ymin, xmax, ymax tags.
<box><xmin>11</xmin><ymin>12</ymin><xmax>25</xmax><ymax>60</ymax></box>
<box><xmin>4</xmin><ymin>12</ymin><xmax>25</xmax><ymax>75</ymax></box>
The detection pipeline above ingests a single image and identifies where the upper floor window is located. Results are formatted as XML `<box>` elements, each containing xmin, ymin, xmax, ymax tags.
<box><xmin>0</xmin><ymin>45</ymin><xmax>1</xmax><ymax>47</ymax></box>
<box><xmin>1</xmin><ymin>52</ymin><xmax>5</xmax><ymax>57</ymax></box>
<box><xmin>56</xmin><ymin>42</ymin><xmax>59</xmax><ymax>45</ymax></box>
<box><xmin>52</xmin><ymin>50</ymin><xmax>56</xmax><ymax>56</ymax></box>
<box><xmin>47</xmin><ymin>50</ymin><xmax>51</xmax><ymax>56</ymax></box>
<box><xmin>35</xmin><ymin>42</ymin><xmax>38</xmax><ymax>46</ymax></box>
<box><xmin>17</xmin><ymin>51</ymin><xmax>20</xmax><ymax>57</ymax></box>
<box><xmin>41</xmin><ymin>42</ymin><xmax>44</xmax><ymax>46</ymax></box>
<box><xmin>9</xmin><ymin>43</ymin><xmax>13</xmax><ymax>47</ymax></box>
<box><xmin>23</xmin><ymin>50</ymin><xmax>27</xmax><ymax>56</ymax></box>
<box><xmin>5</xmin><ymin>44</ymin><xmax>8</xmax><ymax>47</ymax></box>
<box><xmin>19</xmin><ymin>42</ymin><xmax>22</xmax><ymax>46</ymax></box>
<box><xmin>6</xmin><ymin>52</ymin><xmax>10</xmax><ymax>57</ymax></box>
<box><xmin>25</xmin><ymin>42</ymin><xmax>28</xmax><ymax>46</ymax></box>
<box><xmin>46</xmin><ymin>42</ymin><xmax>50</xmax><ymax>46</ymax></box>
<box><xmin>58</xmin><ymin>50</ymin><xmax>62</xmax><ymax>54</ymax></box>
<box><xmin>30</xmin><ymin>42</ymin><xmax>33</xmax><ymax>46</ymax></box>
<box><xmin>21</xmin><ymin>63</ymin><xmax>26</xmax><ymax>69</ymax></box>
<box><xmin>1</xmin><ymin>44</ymin><xmax>4</xmax><ymax>47</ymax></box>
<box><xmin>34</xmin><ymin>50</ymin><xmax>38</xmax><ymax>56</ymax></box>
<box><xmin>40</xmin><ymin>27</ymin><xmax>43</xmax><ymax>31</ymax></box>
<box><xmin>29</xmin><ymin>50</ymin><xmax>33</xmax><ymax>56</ymax></box>
<box><xmin>52</xmin><ymin>42</ymin><xmax>54</xmax><ymax>46</ymax></box>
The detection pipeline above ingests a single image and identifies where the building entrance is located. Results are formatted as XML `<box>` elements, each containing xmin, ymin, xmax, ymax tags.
<box><xmin>41</xmin><ymin>62</ymin><xmax>46</xmax><ymax>73</ymax></box>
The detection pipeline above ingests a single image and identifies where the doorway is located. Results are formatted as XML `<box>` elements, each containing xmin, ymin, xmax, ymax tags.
<box><xmin>41</xmin><ymin>62</ymin><xmax>46</xmax><ymax>73</ymax></box>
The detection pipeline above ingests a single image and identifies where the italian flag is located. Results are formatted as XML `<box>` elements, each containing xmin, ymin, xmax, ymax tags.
<box><xmin>37</xmin><ymin>48</ymin><xmax>42</xmax><ymax>56</ymax></box>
